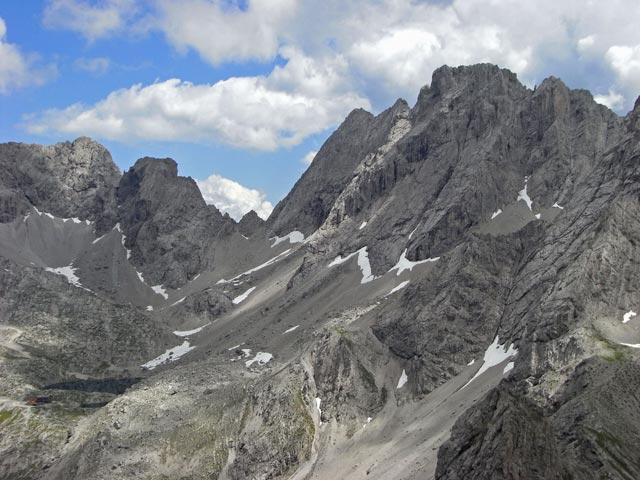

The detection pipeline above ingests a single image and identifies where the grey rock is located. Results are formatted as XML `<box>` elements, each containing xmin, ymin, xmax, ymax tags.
<box><xmin>116</xmin><ymin>157</ymin><xmax>236</xmax><ymax>288</ymax></box>
<box><xmin>0</xmin><ymin>137</ymin><xmax>120</xmax><ymax>232</ymax></box>
<box><xmin>238</xmin><ymin>209</ymin><xmax>265</xmax><ymax>237</ymax></box>
<box><xmin>2</xmin><ymin>63</ymin><xmax>640</xmax><ymax>480</ymax></box>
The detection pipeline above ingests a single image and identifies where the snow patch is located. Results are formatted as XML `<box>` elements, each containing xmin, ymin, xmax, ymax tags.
<box><xmin>389</xmin><ymin>249</ymin><xmax>439</xmax><ymax>276</ymax></box>
<box><xmin>408</xmin><ymin>226</ymin><xmax>418</xmax><ymax>239</ymax></box>
<box><xmin>173</xmin><ymin>323</ymin><xmax>210</xmax><ymax>337</ymax></box>
<box><xmin>467</xmin><ymin>359</ymin><xmax>475</xmax><ymax>366</ymax></box>
<box><xmin>271</xmin><ymin>231</ymin><xmax>305</xmax><ymax>247</ymax></box>
<box><xmin>316</xmin><ymin>397</ymin><xmax>322</xmax><ymax>423</ymax></box>
<box><xmin>151</xmin><ymin>285</ymin><xmax>168</xmax><ymax>300</ymax></box>
<box><xmin>45</xmin><ymin>265</ymin><xmax>86</xmax><ymax>290</ymax></box>
<box><xmin>228</xmin><ymin>344</ymin><xmax>243</xmax><ymax>351</ymax></box>
<box><xmin>623</xmin><ymin>310</ymin><xmax>637</xmax><ymax>323</ymax></box>
<box><xmin>386</xmin><ymin>280</ymin><xmax>410</xmax><ymax>296</ymax></box>
<box><xmin>146</xmin><ymin>305</ymin><xmax>154</xmax><ymax>311</ymax></box>
<box><xmin>233</xmin><ymin>286</ymin><xmax>256</xmax><ymax>304</ymax></box>
<box><xmin>141</xmin><ymin>341</ymin><xmax>195</xmax><ymax>370</ymax></box>
<box><xmin>396</xmin><ymin>369</ymin><xmax>408</xmax><ymax>389</ymax></box>
<box><xmin>517</xmin><ymin>177</ymin><xmax>533</xmax><ymax>211</ymax></box>
<box><xmin>217</xmin><ymin>249</ymin><xmax>292</xmax><ymax>284</ymax></box>
<box><xmin>620</xmin><ymin>342</ymin><xmax>640</xmax><ymax>349</ymax></box>
<box><xmin>462</xmin><ymin>336</ymin><xmax>518</xmax><ymax>388</ymax></box>
<box><xmin>329</xmin><ymin>247</ymin><xmax>376</xmax><ymax>284</ymax></box>
<box><xmin>552</xmin><ymin>202</ymin><xmax>564</xmax><ymax>210</ymax></box>
<box><xmin>136</xmin><ymin>270</ymin><xmax>145</xmax><ymax>284</ymax></box>
<box><xmin>534</xmin><ymin>213</ymin><xmax>541</xmax><ymax>220</ymax></box>
<box><xmin>240</xmin><ymin>348</ymin><xmax>252</xmax><ymax>357</ymax></box>
<box><xmin>283</xmin><ymin>325</ymin><xmax>300</xmax><ymax>334</ymax></box>
<box><xmin>359</xmin><ymin>221</ymin><xmax>367</xmax><ymax>230</ymax></box>
<box><xmin>503</xmin><ymin>362</ymin><xmax>515</xmax><ymax>374</ymax></box>
<box><xmin>245</xmin><ymin>351</ymin><xmax>273</xmax><ymax>367</ymax></box>
<box><xmin>32</xmin><ymin>207</ymin><xmax>54</xmax><ymax>220</ymax></box>
<box><xmin>170</xmin><ymin>297</ymin><xmax>186</xmax><ymax>307</ymax></box>
<box><xmin>92</xmin><ymin>234</ymin><xmax>106</xmax><ymax>244</ymax></box>
<box><xmin>491</xmin><ymin>209</ymin><xmax>502</xmax><ymax>219</ymax></box>
<box><xmin>114</xmin><ymin>223</ymin><xmax>132</xmax><ymax>259</ymax></box>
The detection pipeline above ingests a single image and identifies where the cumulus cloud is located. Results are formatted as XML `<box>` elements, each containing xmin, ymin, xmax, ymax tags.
<box><xmin>605</xmin><ymin>45</ymin><xmax>640</xmax><ymax>93</ymax></box>
<box><xmin>300</xmin><ymin>150</ymin><xmax>317</xmax><ymax>166</ymax></box>
<box><xmin>196</xmin><ymin>174</ymin><xmax>273</xmax><ymax>221</ymax></box>
<box><xmin>43</xmin><ymin>0</ymin><xmax>138</xmax><ymax>42</ymax></box>
<box><xmin>24</xmin><ymin>48</ymin><xmax>369</xmax><ymax>150</ymax></box>
<box><xmin>154</xmin><ymin>0</ymin><xmax>296</xmax><ymax>64</ymax></box>
<box><xmin>0</xmin><ymin>17</ymin><xmax>53</xmax><ymax>94</ymax></box>
<box><xmin>26</xmin><ymin>0</ymin><xmax>640</xmax><ymax>144</ymax></box>
<box><xmin>73</xmin><ymin>56</ymin><xmax>111</xmax><ymax>75</ymax></box>
<box><xmin>594</xmin><ymin>89</ymin><xmax>625</xmax><ymax>111</ymax></box>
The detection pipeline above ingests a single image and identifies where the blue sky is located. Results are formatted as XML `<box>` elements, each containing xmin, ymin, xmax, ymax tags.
<box><xmin>1</xmin><ymin>1</ymin><xmax>639</xmax><ymax>220</ymax></box>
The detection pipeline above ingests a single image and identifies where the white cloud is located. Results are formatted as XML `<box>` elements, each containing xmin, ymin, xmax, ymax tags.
<box><xmin>154</xmin><ymin>0</ymin><xmax>296</xmax><ymax>64</ymax></box>
<box><xmin>0</xmin><ymin>17</ymin><xmax>53</xmax><ymax>94</ymax></box>
<box><xmin>300</xmin><ymin>150</ymin><xmax>317</xmax><ymax>166</ymax></box>
<box><xmin>196</xmin><ymin>174</ymin><xmax>273</xmax><ymax>221</ymax></box>
<box><xmin>605</xmin><ymin>45</ymin><xmax>640</xmax><ymax>93</ymax></box>
<box><xmin>577</xmin><ymin>35</ymin><xmax>596</xmax><ymax>54</ymax></box>
<box><xmin>24</xmin><ymin>0</ymin><xmax>640</xmax><ymax>146</ymax></box>
<box><xmin>74</xmin><ymin>56</ymin><xmax>111</xmax><ymax>75</ymax></box>
<box><xmin>24</xmin><ymin>48</ymin><xmax>369</xmax><ymax>150</ymax></box>
<box><xmin>43</xmin><ymin>0</ymin><xmax>138</xmax><ymax>42</ymax></box>
<box><xmin>594</xmin><ymin>89</ymin><xmax>625</xmax><ymax>110</ymax></box>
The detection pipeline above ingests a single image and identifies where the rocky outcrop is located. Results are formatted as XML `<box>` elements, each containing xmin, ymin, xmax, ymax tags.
<box><xmin>0</xmin><ymin>137</ymin><xmax>120</xmax><ymax>231</ymax></box>
<box><xmin>238</xmin><ymin>209</ymin><xmax>265</xmax><ymax>237</ymax></box>
<box><xmin>267</xmin><ymin>102</ymin><xmax>411</xmax><ymax>236</ymax></box>
<box><xmin>436</xmin><ymin>358</ymin><xmax>640</xmax><ymax>480</ymax></box>
<box><xmin>116</xmin><ymin>157</ymin><xmax>236</xmax><ymax>288</ymax></box>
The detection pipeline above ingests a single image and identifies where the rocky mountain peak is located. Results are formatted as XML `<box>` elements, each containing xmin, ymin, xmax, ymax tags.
<box><xmin>2</xmin><ymin>64</ymin><xmax>640</xmax><ymax>480</ymax></box>
<box><xmin>0</xmin><ymin>137</ymin><xmax>120</xmax><ymax>228</ymax></box>
<box><xmin>116</xmin><ymin>156</ymin><xmax>234</xmax><ymax>288</ymax></box>
<box><xmin>128</xmin><ymin>156</ymin><xmax>178</xmax><ymax>178</ymax></box>
<box><xmin>238</xmin><ymin>209</ymin><xmax>265</xmax><ymax>236</ymax></box>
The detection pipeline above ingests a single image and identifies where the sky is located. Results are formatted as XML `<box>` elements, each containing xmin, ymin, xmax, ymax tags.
<box><xmin>1</xmin><ymin>0</ymin><xmax>640</xmax><ymax>221</ymax></box>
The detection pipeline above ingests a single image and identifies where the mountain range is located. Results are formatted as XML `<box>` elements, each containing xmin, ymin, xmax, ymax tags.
<box><xmin>1</xmin><ymin>63</ymin><xmax>639</xmax><ymax>480</ymax></box>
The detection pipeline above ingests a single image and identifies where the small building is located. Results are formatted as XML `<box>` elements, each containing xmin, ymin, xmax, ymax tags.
<box><xmin>25</xmin><ymin>396</ymin><xmax>51</xmax><ymax>406</ymax></box>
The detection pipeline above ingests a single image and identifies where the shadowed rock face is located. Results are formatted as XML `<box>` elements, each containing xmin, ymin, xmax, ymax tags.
<box><xmin>238</xmin><ymin>209</ymin><xmax>265</xmax><ymax>237</ymax></box>
<box><xmin>116</xmin><ymin>157</ymin><xmax>236</xmax><ymax>287</ymax></box>
<box><xmin>1</xmin><ymin>64</ymin><xmax>640</xmax><ymax>480</ymax></box>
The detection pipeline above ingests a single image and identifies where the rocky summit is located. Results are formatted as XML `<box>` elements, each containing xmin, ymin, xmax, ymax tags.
<box><xmin>1</xmin><ymin>64</ymin><xmax>640</xmax><ymax>480</ymax></box>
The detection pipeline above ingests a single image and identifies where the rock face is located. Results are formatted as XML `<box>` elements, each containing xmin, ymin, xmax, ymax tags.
<box><xmin>267</xmin><ymin>102</ymin><xmax>410</xmax><ymax>236</ymax></box>
<box><xmin>0</xmin><ymin>137</ymin><xmax>120</xmax><ymax>231</ymax></box>
<box><xmin>237</xmin><ymin>209</ymin><xmax>265</xmax><ymax>237</ymax></box>
<box><xmin>2</xmin><ymin>63</ymin><xmax>640</xmax><ymax>480</ymax></box>
<box><xmin>116</xmin><ymin>157</ymin><xmax>236</xmax><ymax>287</ymax></box>
<box><xmin>436</xmin><ymin>359</ymin><xmax>640</xmax><ymax>480</ymax></box>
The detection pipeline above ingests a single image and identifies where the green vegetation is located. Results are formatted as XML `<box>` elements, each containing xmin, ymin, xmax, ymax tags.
<box><xmin>293</xmin><ymin>389</ymin><xmax>316</xmax><ymax>456</ymax></box>
<box><xmin>603</xmin><ymin>350</ymin><xmax>625</xmax><ymax>362</ymax></box>
<box><xmin>0</xmin><ymin>410</ymin><xmax>16</xmax><ymax>426</ymax></box>
<box><xmin>593</xmin><ymin>331</ymin><xmax>628</xmax><ymax>362</ymax></box>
